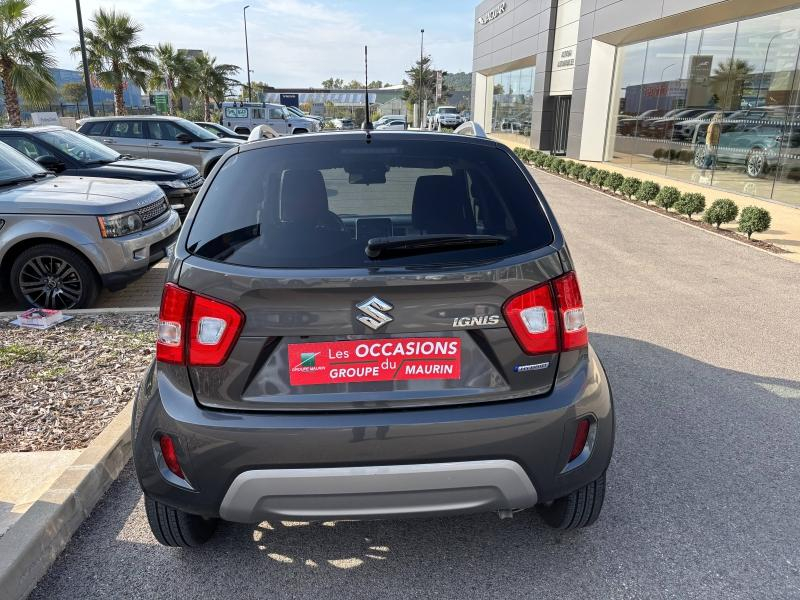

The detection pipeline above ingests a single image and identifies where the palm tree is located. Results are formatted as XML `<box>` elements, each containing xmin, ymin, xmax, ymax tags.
<box><xmin>192</xmin><ymin>52</ymin><xmax>239</xmax><ymax>121</ymax></box>
<box><xmin>149</xmin><ymin>43</ymin><xmax>194</xmax><ymax>114</ymax></box>
<box><xmin>72</xmin><ymin>8</ymin><xmax>155</xmax><ymax>115</ymax></box>
<box><xmin>711</xmin><ymin>59</ymin><xmax>753</xmax><ymax>110</ymax></box>
<box><xmin>0</xmin><ymin>0</ymin><xmax>58</xmax><ymax>126</ymax></box>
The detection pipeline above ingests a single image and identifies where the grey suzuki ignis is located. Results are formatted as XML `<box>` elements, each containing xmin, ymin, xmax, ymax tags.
<box><xmin>132</xmin><ymin>130</ymin><xmax>614</xmax><ymax>546</ymax></box>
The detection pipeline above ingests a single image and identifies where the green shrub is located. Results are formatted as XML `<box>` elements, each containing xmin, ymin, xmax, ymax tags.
<box><xmin>591</xmin><ymin>169</ymin><xmax>609</xmax><ymax>188</ymax></box>
<box><xmin>542</xmin><ymin>155</ymin><xmax>555</xmax><ymax>170</ymax></box>
<box><xmin>620</xmin><ymin>177</ymin><xmax>642</xmax><ymax>198</ymax></box>
<box><xmin>738</xmin><ymin>206</ymin><xmax>772</xmax><ymax>239</ymax></box>
<box><xmin>582</xmin><ymin>166</ymin><xmax>598</xmax><ymax>183</ymax></box>
<box><xmin>605</xmin><ymin>172</ymin><xmax>626</xmax><ymax>192</ymax></box>
<box><xmin>534</xmin><ymin>153</ymin><xmax>548</xmax><ymax>168</ymax></box>
<box><xmin>558</xmin><ymin>160</ymin><xmax>572</xmax><ymax>175</ymax></box>
<box><xmin>637</xmin><ymin>181</ymin><xmax>660</xmax><ymax>204</ymax></box>
<box><xmin>514</xmin><ymin>147</ymin><xmax>526</xmax><ymax>158</ymax></box>
<box><xmin>653</xmin><ymin>148</ymin><xmax>665</xmax><ymax>160</ymax></box>
<box><xmin>655</xmin><ymin>186</ymin><xmax>681</xmax><ymax>211</ymax></box>
<box><xmin>702</xmin><ymin>198</ymin><xmax>739</xmax><ymax>229</ymax></box>
<box><xmin>674</xmin><ymin>192</ymin><xmax>706</xmax><ymax>220</ymax></box>
<box><xmin>678</xmin><ymin>150</ymin><xmax>694</xmax><ymax>163</ymax></box>
<box><xmin>570</xmin><ymin>162</ymin><xmax>587</xmax><ymax>180</ymax></box>
<box><xmin>550</xmin><ymin>158</ymin><xmax>564</xmax><ymax>173</ymax></box>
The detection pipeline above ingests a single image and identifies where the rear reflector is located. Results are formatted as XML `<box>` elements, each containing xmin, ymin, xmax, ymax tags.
<box><xmin>569</xmin><ymin>419</ymin><xmax>590</xmax><ymax>461</ymax></box>
<box><xmin>159</xmin><ymin>434</ymin><xmax>184</xmax><ymax>479</ymax></box>
<box><xmin>503</xmin><ymin>271</ymin><xmax>588</xmax><ymax>356</ymax></box>
<box><xmin>156</xmin><ymin>283</ymin><xmax>244</xmax><ymax>367</ymax></box>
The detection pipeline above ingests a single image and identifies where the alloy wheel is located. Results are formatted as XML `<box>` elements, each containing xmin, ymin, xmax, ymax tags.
<box><xmin>747</xmin><ymin>151</ymin><xmax>766</xmax><ymax>177</ymax></box>
<box><xmin>17</xmin><ymin>255</ymin><xmax>83</xmax><ymax>309</ymax></box>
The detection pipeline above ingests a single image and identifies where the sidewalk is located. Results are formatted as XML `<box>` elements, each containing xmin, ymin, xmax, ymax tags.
<box><xmin>492</xmin><ymin>135</ymin><xmax>800</xmax><ymax>262</ymax></box>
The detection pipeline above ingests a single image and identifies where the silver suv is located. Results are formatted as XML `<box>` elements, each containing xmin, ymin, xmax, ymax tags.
<box><xmin>0</xmin><ymin>142</ymin><xmax>180</xmax><ymax>309</ymax></box>
<box><xmin>77</xmin><ymin>116</ymin><xmax>242</xmax><ymax>176</ymax></box>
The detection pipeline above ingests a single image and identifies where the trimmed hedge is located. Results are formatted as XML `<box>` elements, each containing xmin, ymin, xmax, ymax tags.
<box><xmin>655</xmin><ymin>186</ymin><xmax>681</xmax><ymax>211</ymax></box>
<box><xmin>591</xmin><ymin>169</ymin><xmax>610</xmax><ymax>188</ymax></box>
<box><xmin>570</xmin><ymin>162</ymin><xmax>587</xmax><ymax>180</ymax></box>
<box><xmin>582</xmin><ymin>166</ymin><xmax>598</xmax><ymax>183</ymax></box>
<box><xmin>738</xmin><ymin>206</ymin><xmax>772</xmax><ymax>239</ymax></box>
<box><xmin>703</xmin><ymin>199</ymin><xmax>739</xmax><ymax>229</ymax></box>
<box><xmin>620</xmin><ymin>177</ymin><xmax>642</xmax><ymax>199</ymax></box>
<box><xmin>637</xmin><ymin>181</ymin><xmax>660</xmax><ymax>204</ymax></box>
<box><xmin>674</xmin><ymin>192</ymin><xmax>706</xmax><ymax>220</ymax></box>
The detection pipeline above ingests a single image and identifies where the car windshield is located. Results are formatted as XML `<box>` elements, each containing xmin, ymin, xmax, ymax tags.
<box><xmin>440</xmin><ymin>108</ymin><xmax>458</xmax><ymax>114</ymax></box>
<box><xmin>0</xmin><ymin>142</ymin><xmax>48</xmax><ymax>182</ymax></box>
<box><xmin>186</xmin><ymin>137</ymin><xmax>554</xmax><ymax>269</ymax></box>
<box><xmin>176</xmin><ymin>119</ymin><xmax>218</xmax><ymax>141</ymax></box>
<box><xmin>36</xmin><ymin>129</ymin><xmax>120</xmax><ymax>164</ymax></box>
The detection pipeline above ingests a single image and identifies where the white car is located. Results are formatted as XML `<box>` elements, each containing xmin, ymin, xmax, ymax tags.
<box><xmin>373</xmin><ymin>115</ymin><xmax>406</xmax><ymax>128</ymax></box>
<box><xmin>375</xmin><ymin>119</ymin><xmax>407</xmax><ymax>131</ymax></box>
<box><xmin>432</xmin><ymin>106</ymin><xmax>462</xmax><ymax>131</ymax></box>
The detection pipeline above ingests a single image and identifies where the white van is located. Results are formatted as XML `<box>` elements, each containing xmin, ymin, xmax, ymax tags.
<box><xmin>220</xmin><ymin>102</ymin><xmax>320</xmax><ymax>136</ymax></box>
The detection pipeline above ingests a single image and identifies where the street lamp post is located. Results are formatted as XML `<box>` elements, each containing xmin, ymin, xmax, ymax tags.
<box><xmin>755</xmin><ymin>29</ymin><xmax>796</xmax><ymax>108</ymax></box>
<box><xmin>243</xmin><ymin>5</ymin><xmax>252</xmax><ymax>102</ymax></box>
<box><xmin>419</xmin><ymin>29</ymin><xmax>424</xmax><ymax>128</ymax></box>
<box><xmin>75</xmin><ymin>0</ymin><xmax>94</xmax><ymax>116</ymax></box>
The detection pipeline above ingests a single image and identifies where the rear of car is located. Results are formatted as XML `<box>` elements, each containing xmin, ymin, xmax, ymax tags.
<box><xmin>132</xmin><ymin>132</ymin><xmax>613</xmax><ymax>547</ymax></box>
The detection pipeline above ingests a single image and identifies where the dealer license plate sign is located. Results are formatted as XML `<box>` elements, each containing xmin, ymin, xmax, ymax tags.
<box><xmin>288</xmin><ymin>338</ymin><xmax>461</xmax><ymax>386</ymax></box>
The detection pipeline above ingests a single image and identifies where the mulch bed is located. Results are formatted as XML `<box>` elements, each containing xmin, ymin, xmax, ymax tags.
<box><xmin>530</xmin><ymin>166</ymin><xmax>791</xmax><ymax>255</ymax></box>
<box><xmin>0</xmin><ymin>312</ymin><xmax>156</xmax><ymax>452</ymax></box>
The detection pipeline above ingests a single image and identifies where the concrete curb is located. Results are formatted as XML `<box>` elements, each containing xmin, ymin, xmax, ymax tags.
<box><xmin>531</xmin><ymin>168</ymin><xmax>799</xmax><ymax>265</ymax></box>
<box><xmin>0</xmin><ymin>307</ymin><xmax>158</xmax><ymax>319</ymax></box>
<box><xmin>0</xmin><ymin>402</ymin><xmax>133</xmax><ymax>600</ymax></box>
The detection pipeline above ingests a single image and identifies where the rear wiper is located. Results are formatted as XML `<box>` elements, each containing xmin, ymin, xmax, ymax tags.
<box><xmin>365</xmin><ymin>234</ymin><xmax>506</xmax><ymax>259</ymax></box>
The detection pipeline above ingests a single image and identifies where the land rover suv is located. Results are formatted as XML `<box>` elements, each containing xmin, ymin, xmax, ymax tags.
<box><xmin>133</xmin><ymin>131</ymin><xmax>614</xmax><ymax>547</ymax></box>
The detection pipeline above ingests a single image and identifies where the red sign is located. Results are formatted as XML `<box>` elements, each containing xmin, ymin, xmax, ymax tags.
<box><xmin>288</xmin><ymin>338</ymin><xmax>461</xmax><ymax>386</ymax></box>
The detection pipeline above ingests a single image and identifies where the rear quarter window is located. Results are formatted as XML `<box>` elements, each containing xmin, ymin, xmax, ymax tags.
<box><xmin>186</xmin><ymin>138</ymin><xmax>553</xmax><ymax>269</ymax></box>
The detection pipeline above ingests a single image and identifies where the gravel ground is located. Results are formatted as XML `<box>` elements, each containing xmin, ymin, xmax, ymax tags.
<box><xmin>31</xmin><ymin>172</ymin><xmax>800</xmax><ymax>599</ymax></box>
<box><xmin>0</xmin><ymin>313</ymin><xmax>156</xmax><ymax>452</ymax></box>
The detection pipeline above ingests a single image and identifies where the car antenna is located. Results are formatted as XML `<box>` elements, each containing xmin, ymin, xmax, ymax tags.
<box><xmin>362</xmin><ymin>45</ymin><xmax>373</xmax><ymax>139</ymax></box>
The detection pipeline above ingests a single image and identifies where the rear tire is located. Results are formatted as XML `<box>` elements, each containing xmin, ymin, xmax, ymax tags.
<box><xmin>292</xmin><ymin>128</ymin><xmax>308</xmax><ymax>135</ymax></box>
<box><xmin>538</xmin><ymin>471</ymin><xmax>606</xmax><ymax>529</ymax></box>
<box><xmin>144</xmin><ymin>496</ymin><xmax>218</xmax><ymax>547</ymax></box>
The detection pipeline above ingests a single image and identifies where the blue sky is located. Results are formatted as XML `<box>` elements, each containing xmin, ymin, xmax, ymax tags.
<box><xmin>34</xmin><ymin>0</ymin><xmax>475</xmax><ymax>88</ymax></box>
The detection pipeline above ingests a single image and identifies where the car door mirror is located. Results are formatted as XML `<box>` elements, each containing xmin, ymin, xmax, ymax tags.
<box><xmin>35</xmin><ymin>155</ymin><xmax>65</xmax><ymax>172</ymax></box>
<box><xmin>175</xmin><ymin>132</ymin><xmax>193</xmax><ymax>143</ymax></box>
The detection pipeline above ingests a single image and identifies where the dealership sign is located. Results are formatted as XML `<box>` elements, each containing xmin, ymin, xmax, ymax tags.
<box><xmin>478</xmin><ymin>2</ymin><xmax>506</xmax><ymax>25</ymax></box>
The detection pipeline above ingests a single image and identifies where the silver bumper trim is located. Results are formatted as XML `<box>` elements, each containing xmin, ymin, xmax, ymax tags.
<box><xmin>219</xmin><ymin>460</ymin><xmax>538</xmax><ymax>522</ymax></box>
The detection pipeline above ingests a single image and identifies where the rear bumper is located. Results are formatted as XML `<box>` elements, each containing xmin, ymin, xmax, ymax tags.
<box><xmin>132</xmin><ymin>347</ymin><xmax>614</xmax><ymax>522</ymax></box>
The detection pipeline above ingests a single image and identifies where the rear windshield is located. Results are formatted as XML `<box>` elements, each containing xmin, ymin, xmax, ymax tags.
<box><xmin>186</xmin><ymin>137</ymin><xmax>553</xmax><ymax>268</ymax></box>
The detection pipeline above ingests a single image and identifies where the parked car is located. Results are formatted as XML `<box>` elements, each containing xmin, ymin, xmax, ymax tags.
<box><xmin>284</xmin><ymin>105</ymin><xmax>325</xmax><ymax>127</ymax></box>
<box><xmin>432</xmin><ymin>106</ymin><xmax>463</xmax><ymax>130</ymax></box>
<box><xmin>0</xmin><ymin>126</ymin><xmax>203</xmax><ymax>219</ymax></box>
<box><xmin>373</xmin><ymin>114</ymin><xmax>406</xmax><ymax>128</ymax></box>
<box><xmin>640</xmin><ymin>107</ymin><xmax>709</xmax><ymax>139</ymax></box>
<box><xmin>0</xmin><ymin>142</ymin><xmax>180</xmax><ymax>309</ymax></box>
<box><xmin>77</xmin><ymin>116</ymin><xmax>242</xmax><ymax>176</ymax></box>
<box><xmin>219</xmin><ymin>101</ymin><xmax>320</xmax><ymax>135</ymax></box>
<box><xmin>195</xmin><ymin>122</ymin><xmax>248</xmax><ymax>140</ymax></box>
<box><xmin>133</xmin><ymin>131</ymin><xmax>614</xmax><ymax>547</ymax></box>
<box><xmin>330</xmin><ymin>118</ymin><xmax>355</xmax><ymax>130</ymax></box>
<box><xmin>375</xmin><ymin>119</ymin><xmax>408</xmax><ymax>130</ymax></box>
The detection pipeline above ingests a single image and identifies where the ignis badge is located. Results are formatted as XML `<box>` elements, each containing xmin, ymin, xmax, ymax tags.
<box><xmin>452</xmin><ymin>315</ymin><xmax>500</xmax><ymax>328</ymax></box>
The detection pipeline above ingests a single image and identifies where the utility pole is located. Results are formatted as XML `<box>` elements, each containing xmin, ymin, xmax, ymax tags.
<box><xmin>75</xmin><ymin>0</ymin><xmax>94</xmax><ymax>116</ymax></box>
<box><xmin>243</xmin><ymin>5</ymin><xmax>252</xmax><ymax>102</ymax></box>
<box><xmin>419</xmin><ymin>29</ymin><xmax>424</xmax><ymax>128</ymax></box>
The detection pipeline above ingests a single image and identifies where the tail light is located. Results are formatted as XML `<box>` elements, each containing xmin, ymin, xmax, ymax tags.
<box><xmin>503</xmin><ymin>271</ymin><xmax>588</xmax><ymax>355</ymax></box>
<box><xmin>157</xmin><ymin>283</ymin><xmax>244</xmax><ymax>366</ymax></box>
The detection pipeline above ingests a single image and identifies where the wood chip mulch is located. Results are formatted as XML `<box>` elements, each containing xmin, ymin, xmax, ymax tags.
<box><xmin>0</xmin><ymin>313</ymin><xmax>157</xmax><ymax>452</ymax></box>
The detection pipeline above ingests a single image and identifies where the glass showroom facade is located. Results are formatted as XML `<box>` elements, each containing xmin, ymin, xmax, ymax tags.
<box><xmin>609</xmin><ymin>8</ymin><xmax>800</xmax><ymax>205</ymax></box>
<box><xmin>482</xmin><ymin>66</ymin><xmax>535</xmax><ymax>147</ymax></box>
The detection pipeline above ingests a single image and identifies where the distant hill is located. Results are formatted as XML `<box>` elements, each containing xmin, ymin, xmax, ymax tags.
<box><xmin>444</xmin><ymin>72</ymin><xmax>472</xmax><ymax>93</ymax></box>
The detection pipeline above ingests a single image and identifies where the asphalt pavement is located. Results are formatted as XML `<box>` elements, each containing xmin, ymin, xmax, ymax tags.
<box><xmin>30</xmin><ymin>170</ymin><xmax>800</xmax><ymax>599</ymax></box>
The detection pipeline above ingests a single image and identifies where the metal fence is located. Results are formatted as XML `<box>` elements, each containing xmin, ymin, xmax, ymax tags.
<box><xmin>10</xmin><ymin>102</ymin><xmax>155</xmax><ymax>124</ymax></box>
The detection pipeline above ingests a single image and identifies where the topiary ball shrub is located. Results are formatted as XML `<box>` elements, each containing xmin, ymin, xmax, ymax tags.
<box><xmin>678</xmin><ymin>150</ymin><xmax>694</xmax><ymax>164</ymax></box>
<box><xmin>541</xmin><ymin>155</ymin><xmax>554</xmax><ymax>170</ymax></box>
<box><xmin>738</xmin><ymin>206</ymin><xmax>772</xmax><ymax>239</ymax></box>
<box><xmin>620</xmin><ymin>177</ymin><xmax>641</xmax><ymax>198</ymax></box>
<box><xmin>674</xmin><ymin>192</ymin><xmax>706</xmax><ymax>220</ymax></box>
<box><xmin>559</xmin><ymin>160</ymin><xmax>573</xmax><ymax>175</ymax></box>
<box><xmin>702</xmin><ymin>198</ymin><xmax>739</xmax><ymax>229</ymax></box>
<box><xmin>570</xmin><ymin>163</ymin><xmax>587</xmax><ymax>180</ymax></box>
<box><xmin>591</xmin><ymin>169</ymin><xmax>609</xmax><ymax>188</ymax></box>
<box><xmin>582</xmin><ymin>166</ymin><xmax>598</xmax><ymax>183</ymax></box>
<box><xmin>637</xmin><ymin>180</ymin><xmax>660</xmax><ymax>204</ymax></box>
<box><xmin>653</xmin><ymin>148</ymin><xmax>665</xmax><ymax>160</ymax></box>
<box><xmin>655</xmin><ymin>186</ymin><xmax>681</xmax><ymax>211</ymax></box>
<box><xmin>605</xmin><ymin>171</ymin><xmax>625</xmax><ymax>193</ymax></box>
<box><xmin>550</xmin><ymin>158</ymin><xmax>564</xmax><ymax>174</ymax></box>
<box><xmin>534</xmin><ymin>153</ymin><xmax>548</xmax><ymax>168</ymax></box>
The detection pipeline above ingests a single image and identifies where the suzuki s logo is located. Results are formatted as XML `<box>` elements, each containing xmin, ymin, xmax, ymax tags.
<box><xmin>356</xmin><ymin>296</ymin><xmax>393</xmax><ymax>331</ymax></box>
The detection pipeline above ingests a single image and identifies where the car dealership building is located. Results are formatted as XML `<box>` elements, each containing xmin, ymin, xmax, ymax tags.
<box><xmin>471</xmin><ymin>0</ymin><xmax>800</xmax><ymax>205</ymax></box>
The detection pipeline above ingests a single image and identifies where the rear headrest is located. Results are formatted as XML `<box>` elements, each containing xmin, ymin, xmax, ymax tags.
<box><xmin>412</xmin><ymin>175</ymin><xmax>475</xmax><ymax>234</ymax></box>
<box><xmin>279</xmin><ymin>169</ymin><xmax>329</xmax><ymax>222</ymax></box>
